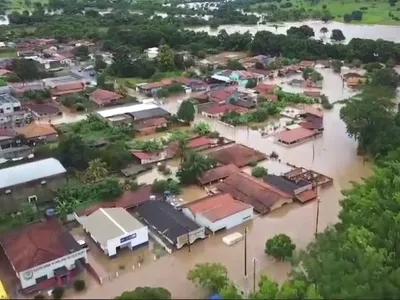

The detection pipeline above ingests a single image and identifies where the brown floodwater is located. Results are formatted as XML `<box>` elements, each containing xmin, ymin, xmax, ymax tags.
<box><xmin>75</xmin><ymin>69</ymin><xmax>374</xmax><ymax>299</ymax></box>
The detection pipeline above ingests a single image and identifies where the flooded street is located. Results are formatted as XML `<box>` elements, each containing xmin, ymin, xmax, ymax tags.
<box><xmin>76</xmin><ymin>69</ymin><xmax>374</xmax><ymax>299</ymax></box>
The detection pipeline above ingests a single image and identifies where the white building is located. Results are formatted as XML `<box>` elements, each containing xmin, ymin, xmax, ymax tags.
<box><xmin>0</xmin><ymin>218</ymin><xmax>88</xmax><ymax>290</ymax></box>
<box><xmin>76</xmin><ymin>207</ymin><xmax>149</xmax><ymax>257</ymax></box>
<box><xmin>181</xmin><ymin>193</ymin><xmax>254</xmax><ymax>233</ymax></box>
<box><xmin>144</xmin><ymin>47</ymin><xmax>159</xmax><ymax>59</ymax></box>
<box><xmin>0</xmin><ymin>93</ymin><xmax>31</xmax><ymax>127</ymax></box>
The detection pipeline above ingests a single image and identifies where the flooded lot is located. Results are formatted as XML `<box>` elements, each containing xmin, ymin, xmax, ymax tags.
<box><xmin>76</xmin><ymin>69</ymin><xmax>374</xmax><ymax>298</ymax></box>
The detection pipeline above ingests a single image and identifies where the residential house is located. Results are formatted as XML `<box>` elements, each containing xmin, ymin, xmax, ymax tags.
<box><xmin>15</xmin><ymin>123</ymin><xmax>58</xmax><ymax>144</ymax></box>
<box><xmin>135</xmin><ymin>117</ymin><xmax>168</xmax><ymax>135</ymax></box>
<box><xmin>144</xmin><ymin>47</ymin><xmax>159</xmax><ymax>59</ymax></box>
<box><xmin>289</xmin><ymin>78</ymin><xmax>305</xmax><ymax>87</ymax></box>
<box><xmin>8</xmin><ymin>81</ymin><xmax>45</xmax><ymax>95</ymax></box>
<box><xmin>216</xmin><ymin>172</ymin><xmax>293</xmax><ymax>214</ymax></box>
<box><xmin>173</xmin><ymin>77</ymin><xmax>209</xmax><ymax>93</ymax></box>
<box><xmin>24</xmin><ymin>103</ymin><xmax>61</xmax><ymax>120</ymax></box>
<box><xmin>208</xmin><ymin>144</ymin><xmax>266</xmax><ymax>168</ymax></box>
<box><xmin>299</xmin><ymin>60</ymin><xmax>315</xmax><ymax>68</ymax></box>
<box><xmin>0</xmin><ymin>69</ymin><xmax>13</xmax><ymax>77</ymax></box>
<box><xmin>180</xmin><ymin>193</ymin><xmax>253</xmax><ymax>233</ymax></box>
<box><xmin>198</xmin><ymin>164</ymin><xmax>241</xmax><ymax>186</ymax></box>
<box><xmin>32</xmin><ymin>55</ymin><xmax>73</xmax><ymax>71</ymax></box>
<box><xmin>50</xmin><ymin>81</ymin><xmax>86</xmax><ymax>97</ymax></box>
<box><xmin>0</xmin><ymin>93</ymin><xmax>32</xmax><ymax>128</ymax></box>
<box><xmin>209</xmin><ymin>87</ymin><xmax>238</xmax><ymax>104</ymax></box>
<box><xmin>96</xmin><ymin>103</ymin><xmax>170</xmax><ymax>126</ymax></box>
<box><xmin>299</xmin><ymin>106</ymin><xmax>324</xmax><ymax>131</ymax></box>
<box><xmin>0</xmin><ymin>128</ymin><xmax>32</xmax><ymax>160</ymax></box>
<box><xmin>242</xmin><ymin>55</ymin><xmax>273</xmax><ymax>69</ymax></box>
<box><xmin>0</xmin><ymin>158</ymin><xmax>67</xmax><ymax>214</ymax></box>
<box><xmin>303</xmin><ymin>90</ymin><xmax>321</xmax><ymax>99</ymax></box>
<box><xmin>89</xmin><ymin>89</ymin><xmax>123</xmax><ymax>107</ymax></box>
<box><xmin>137</xmin><ymin>79</ymin><xmax>174</xmax><ymax>96</ymax></box>
<box><xmin>212</xmin><ymin>70</ymin><xmax>262</xmax><ymax>87</ymax></box>
<box><xmin>202</xmin><ymin>103</ymin><xmax>247</xmax><ymax>118</ymax></box>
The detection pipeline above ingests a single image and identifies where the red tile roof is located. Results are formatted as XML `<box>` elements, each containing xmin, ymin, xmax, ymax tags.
<box><xmin>303</xmin><ymin>90</ymin><xmax>321</xmax><ymax>98</ymax></box>
<box><xmin>51</xmin><ymin>82</ymin><xmax>85</xmax><ymax>96</ymax></box>
<box><xmin>131</xmin><ymin>151</ymin><xmax>152</xmax><ymax>160</ymax></box>
<box><xmin>0</xmin><ymin>69</ymin><xmax>12</xmax><ymax>76</ymax></box>
<box><xmin>89</xmin><ymin>89</ymin><xmax>122</xmax><ymax>106</ymax></box>
<box><xmin>210</xmin><ymin>88</ymin><xmax>236</xmax><ymax>103</ymax></box>
<box><xmin>140</xmin><ymin>79</ymin><xmax>173</xmax><ymax>90</ymax></box>
<box><xmin>183</xmin><ymin>193</ymin><xmax>252</xmax><ymax>222</ymax></box>
<box><xmin>0</xmin><ymin>219</ymin><xmax>79</xmax><ymax>272</ymax></box>
<box><xmin>276</xmin><ymin>128</ymin><xmax>316</xmax><ymax>144</ymax></box>
<box><xmin>136</xmin><ymin>117</ymin><xmax>168</xmax><ymax>130</ymax></box>
<box><xmin>304</xmin><ymin>106</ymin><xmax>324</xmax><ymax>118</ymax></box>
<box><xmin>299</xmin><ymin>60</ymin><xmax>315</xmax><ymax>67</ymax></box>
<box><xmin>296</xmin><ymin>189</ymin><xmax>317</xmax><ymax>203</ymax></box>
<box><xmin>204</xmin><ymin>104</ymin><xmax>247</xmax><ymax>115</ymax></box>
<box><xmin>198</xmin><ymin>163</ymin><xmax>241</xmax><ymax>185</ymax></box>
<box><xmin>255</xmin><ymin>83</ymin><xmax>277</xmax><ymax>94</ymax></box>
<box><xmin>208</xmin><ymin>144</ymin><xmax>267</xmax><ymax>167</ymax></box>
<box><xmin>187</xmin><ymin>136</ymin><xmax>215</xmax><ymax>149</ymax></box>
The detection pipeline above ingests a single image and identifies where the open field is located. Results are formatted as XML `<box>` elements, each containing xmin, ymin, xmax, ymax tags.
<box><xmin>115</xmin><ymin>70</ymin><xmax>184</xmax><ymax>88</ymax></box>
<box><xmin>252</xmin><ymin>0</ymin><xmax>400</xmax><ymax>25</ymax></box>
<box><xmin>0</xmin><ymin>50</ymin><xmax>17</xmax><ymax>58</ymax></box>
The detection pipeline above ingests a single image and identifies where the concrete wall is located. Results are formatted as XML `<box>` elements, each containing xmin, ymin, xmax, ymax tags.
<box><xmin>183</xmin><ymin>207</ymin><xmax>253</xmax><ymax>233</ymax></box>
<box><xmin>271</xmin><ymin>197</ymin><xmax>293</xmax><ymax>211</ymax></box>
<box><xmin>0</xmin><ymin>174</ymin><xmax>67</xmax><ymax>214</ymax></box>
<box><xmin>19</xmin><ymin>249</ymin><xmax>87</xmax><ymax>289</ymax></box>
<box><xmin>176</xmin><ymin>227</ymin><xmax>205</xmax><ymax>249</ymax></box>
<box><xmin>106</xmin><ymin>226</ymin><xmax>149</xmax><ymax>256</ymax></box>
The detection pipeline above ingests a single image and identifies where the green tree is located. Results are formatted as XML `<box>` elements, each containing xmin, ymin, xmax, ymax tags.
<box><xmin>276</xmin><ymin>280</ymin><xmax>307</xmax><ymax>299</ymax></box>
<box><xmin>305</xmin><ymin>284</ymin><xmax>322</xmax><ymax>299</ymax></box>
<box><xmin>192</xmin><ymin>121</ymin><xmax>211</xmax><ymax>136</ymax></box>
<box><xmin>331</xmin><ymin>60</ymin><xmax>343</xmax><ymax>73</ymax></box>
<box><xmin>82</xmin><ymin>159</ymin><xmax>108</xmax><ymax>183</ymax></box>
<box><xmin>227</xmin><ymin>59</ymin><xmax>245</xmax><ymax>70</ymax></box>
<box><xmin>14</xmin><ymin>58</ymin><xmax>39</xmax><ymax>82</ymax></box>
<box><xmin>249</xmin><ymin>275</ymin><xmax>279</xmax><ymax>299</ymax></box>
<box><xmin>330</xmin><ymin>29</ymin><xmax>345</xmax><ymax>42</ymax></box>
<box><xmin>220</xmin><ymin>282</ymin><xmax>243</xmax><ymax>299</ymax></box>
<box><xmin>265</xmin><ymin>234</ymin><xmax>296</xmax><ymax>260</ymax></box>
<box><xmin>319</xmin><ymin>27</ymin><xmax>328</xmax><ymax>36</ymax></box>
<box><xmin>75</xmin><ymin>45</ymin><xmax>89</xmax><ymax>59</ymax></box>
<box><xmin>251</xmin><ymin>166</ymin><xmax>268</xmax><ymax>178</ymax></box>
<box><xmin>370</xmin><ymin>68</ymin><xmax>400</xmax><ymax>89</ymax></box>
<box><xmin>94</xmin><ymin>55</ymin><xmax>107</xmax><ymax>72</ymax></box>
<box><xmin>177</xmin><ymin>151</ymin><xmax>216</xmax><ymax>185</ymax></box>
<box><xmin>151</xmin><ymin>179</ymin><xmax>181</xmax><ymax>195</ymax></box>
<box><xmin>57</xmin><ymin>134</ymin><xmax>95</xmax><ymax>170</ymax></box>
<box><xmin>187</xmin><ymin>263</ymin><xmax>228</xmax><ymax>293</ymax></box>
<box><xmin>157</xmin><ymin>45</ymin><xmax>175</xmax><ymax>72</ymax></box>
<box><xmin>245</xmin><ymin>79</ymin><xmax>257</xmax><ymax>88</ymax></box>
<box><xmin>115</xmin><ymin>287</ymin><xmax>171</xmax><ymax>299</ymax></box>
<box><xmin>96</xmin><ymin>73</ymin><xmax>106</xmax><ymax>88</ymax></box>
<box><xmin>177</xmin><ymin>100</ymin><xmax>195</xmax><ymax>123</ymax></box>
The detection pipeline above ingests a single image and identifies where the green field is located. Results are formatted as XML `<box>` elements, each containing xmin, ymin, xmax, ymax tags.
<box><xmin>9</xmin><ymin>0</ymin><xmax>49</xmax><ymax>11</ymax></box>
<box><xmin>252</xmin><ymin>0</ymin><xmax>400</xmax><ymax>25</ymax></box>
<box><xmin>0</xmin><ymin>50</ymin><xmax>17</xmax><ymax>58</ymax></box>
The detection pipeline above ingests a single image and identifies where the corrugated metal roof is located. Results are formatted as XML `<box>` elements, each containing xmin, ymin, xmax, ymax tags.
<box><xmin>78</xmin><ymin>208</ymin><xmax>146</xmax><ymax>247</ymax></box>
<box><xmin>0</xmin><ymin>158</ymin><xmax>66</xmax><ymax>189</ymax></box>
<box><xmin>96</xmin><ymin>103</ymin><xmax>160</xmax><ymax>118</ymax></box>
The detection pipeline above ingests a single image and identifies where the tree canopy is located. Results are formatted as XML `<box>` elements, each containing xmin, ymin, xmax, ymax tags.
<box><xmin>177</xmin><ymin>100</ymin><xmax>196</xmax><ymax>123</ymax></box>
<box><xmin>187</xmin><ymin>263</ymin><xmax>229</xmax><ymax>293</ymax></box>
<box><xmin>115</xmin><ymin>287</ymin><xmax>171</xmax><ymax>299</ymax></box>
<box><xmin>265</xmin><ymin>234</ymin><xmax>296</xmax><ymax>260</ymax></box>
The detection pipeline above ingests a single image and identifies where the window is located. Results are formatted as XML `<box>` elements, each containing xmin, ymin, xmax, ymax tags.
<box><xmin>6</xmin><ymin>107</ymin><xmax>10</xmax><ymax>110</ymax></box>
<box><xmin>5</xmin><ymin>189</ymin><xmax>11</xmax><ymax>194</ymax></box>
<box><xmin>28</xmin><ymin>195</ymin><xmax>38</xmax><ymax>203</ymax></box>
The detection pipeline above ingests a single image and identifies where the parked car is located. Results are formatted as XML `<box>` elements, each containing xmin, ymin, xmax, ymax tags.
<box><xmin>77</xmin><ymin>239</ymin><xmax>89</xmax><ymax>251</ymax></box>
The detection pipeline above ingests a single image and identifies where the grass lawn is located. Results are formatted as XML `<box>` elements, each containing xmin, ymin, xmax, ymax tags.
<box><xmin>0</xmin><ymin>50</ymin><xmax>17</xmax><ymax>58</ymax></box>
<box><xmin>9</xmin><ymin>0</ymin><xmax>48</xmax><ymax>11</ymax></box>
<box><xmin>252</xmin><ymin>0</ymin><xmax>400</xmax><ymax>25</ymax></box>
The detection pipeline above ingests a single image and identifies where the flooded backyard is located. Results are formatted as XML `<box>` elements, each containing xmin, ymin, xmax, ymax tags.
<box><xmin>76</xmin><ymin>69</ymin><xmax>374</xmax><ymax>298</ymax></box>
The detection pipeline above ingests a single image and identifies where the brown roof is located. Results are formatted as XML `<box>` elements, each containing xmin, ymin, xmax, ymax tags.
<box><xmin>296</xmin><ymin>189</ymin><xmax>317</xmax><ymax>203</ymax></box>
<box><xmin>140</xmin><ymin>79</ymin><xmax>173</xmax><ymax>90</ymax></box>
<box><xmin>80</xmin><ymin>185</ymin><xmax>154</xmax><ymax>215</ymax></box>
<box><xmin>346</xmin><ymin>77</ymin><xmax>362</xmax><ymax>86</ymax></box>
<box><xmin>216</xmin><ymin>172</ymin><xmax>292</xmax><ymax>214</ymax></box>
<box><xmin>51</xmin><ymin>82</ymin><xmax>85</xmax><ymax>96</ymax></box>
<box><xmin>276</xmin><ymin>128</ymin><xmax>316</xmax><ymax>144</ymax></box>
<box><xmin>136</xmin><ymin>117</ymin><xmax>168</xmax><ymax>130</ymax></box>
<box><xmin>182</xmin><ymin>193</ymin><xmax>252</xmax><ymax>222</ymax></box>
<box><xmin>303</xmin><ymin>90</ymin><xmax>321</xmax><ymax>98</ymax></box>
<box><xmin>255</xmin><ymin>83</ymin><xmax>277</xmax><ymax>94</ymax></box>
<box><xmin>204</xmin><ymin>104</ymin><xmax>248</xmax><ymax>115</ymax></box>
<box><xmin>89</xmin><ymin>89</ymin><xmax>122</xmax><ymax>106</ymax></box>
<box><xmin>0</xmin><ymin>218</ymin><xmax>80</xmax><ymax>272</ymax></box>
<box><xmin>304</xmin><ymin>106</ymin><xmax>324</xmax><ymax>118</ymax></box>
<box><xmin>210</xmin><ymin>87</ymin><xmax>237</xmax><ymax>103</ymax></box>
<box><xmin>15</xmin><ymin>123</ymin><xmax>57</xmax><ymax>139</ymax></box>
<box><xmin>299</xmin><ymin>60</ymin><xmax>315</xmax><ymax>67</ymax></box>
<box><xmin>198</xmin><ymin>164</ymin><xmax>241</xmax><ymax>185</ymax></box>
<box><xmin>0</xmin><ymin>69</ymin><xmax>12</xmax><ymax>76</ymax></box>
<box><xmin>208</xmin><ymin>144</ymin><xmax>267</xmax><ymax>167</ymax></box>
<box><xmin>24</xmin><ymin>103</ymin><xmax>60</xmax><ymax>115</ymax></box>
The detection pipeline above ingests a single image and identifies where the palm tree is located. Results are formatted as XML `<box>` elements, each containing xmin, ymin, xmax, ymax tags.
<box><xmin>84</xmin><ymin>159</ymin><xmax>108</xmax><ymax>183</ymax></box>
<box><xmin>320</xmin><ymin>27</ymin><xmax>328</xmax><ymax>37</ymax></box>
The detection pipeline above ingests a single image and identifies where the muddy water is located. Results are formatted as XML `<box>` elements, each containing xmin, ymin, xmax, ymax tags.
<box><xmin>76</xmin><ymin>69</ymin><xmax>373</xmax><ymax>299</ymax></box>
<box><xmin>191</xmin><ymin>20</ymin><xmax>400</xmax><ymax>43</ymax></box>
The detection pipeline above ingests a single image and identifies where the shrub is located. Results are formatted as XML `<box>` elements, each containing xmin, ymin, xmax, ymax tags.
<box><xmin>52</xmin><ymin>287</ymin><xmax>65</xmax><ymax>299</ymax></box>
<box><xmin>207</xmin><ymin>131</ymin><xmax>220</xmax><ymax>138</ymax></box>
<box><xmin>252</xmin><ymin>166</ymin><xmax>268</xmax><ymax>178</ymax></box>
<box><xmin>74</xmin><ymin>279</ymin><xmax>86</xmax><ymax>292</ymax></box>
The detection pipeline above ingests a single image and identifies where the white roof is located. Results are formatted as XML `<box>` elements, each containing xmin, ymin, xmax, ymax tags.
<box><xmin>0</xmin><ymin>158</ymin><xmax>66</xmax><ymax>189</ymax></box>
<box><xmin>285</xmin><ymin>124</ymin><xmax>302</xmax><ymax>130</ymax></box>
<box><xmin>96</xmin><ymin>103</ymin><xmax>159</xmax><ymax>118</ymax></box>
<box><xmin>211</xmin><ymin>74</ymin><xmax>231</xmax><ymax>83</ymax></box>
<box><xmin>78</xmin><ymin>208</ymin><xmax>146</xmax><ymax>247</ymax></box>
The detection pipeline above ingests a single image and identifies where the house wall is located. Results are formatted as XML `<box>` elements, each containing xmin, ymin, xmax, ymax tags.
<box><xmin>105</xmin><ymin>226</ymin><xmax>149</xmax><ymax>256</ymax></box>
<box><xmin>18</xmin><ymin>249</ymin><xmax>88</xmax><ymax>289</ymax></box>
<box><xmin>183</xmin><ymin>207</ymin><xmax>253</xmax><ymax>233</ymax></box>
<box><xmin>176</xmin><ymin>227</ymin><xmax>205</xmax><ymax>249</ymax></box>
<box><xmin>0</xmin><ymin>174</ymin><xmax>67</xmax><ymax>214</ymax></box>
<box><xmin>293</xmin><ymin>184</ymin><xmax>312</xmax><ymax>195</ymax></box>
<box><xmin>270</xmin><ymin>197</ymin><xmax>293</xmax><ymax>211</ymax></box>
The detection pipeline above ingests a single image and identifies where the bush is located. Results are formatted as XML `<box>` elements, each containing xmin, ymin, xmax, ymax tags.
<box><xmin>52</xmin><ymin>287</ymin><xmax>65</xmax><ymax>299</ymax></box>
<box><xmin>265</xmin><ymin>234</ymin><xmax>296</xmax><ymax>261</ymax></box>
<box><xmin>74</xmin><ymin>279</ymin><xmax>86</xmax><ymax>292</ymax></box>
<box><xmin>252</xmin><ymin>166</ymin><xmax>268</xmax><ymax>178</ymax></box>
<box><xmin>207</xmin><ymin>131</ymin><xmax>220</xmax><ymax>138</ymax></box>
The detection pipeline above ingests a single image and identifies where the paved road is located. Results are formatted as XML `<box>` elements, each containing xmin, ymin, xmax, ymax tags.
<box><xmin>70</xmin><ymin>66</ymin><xmax>97</xmax><ymax>86</ymax></box>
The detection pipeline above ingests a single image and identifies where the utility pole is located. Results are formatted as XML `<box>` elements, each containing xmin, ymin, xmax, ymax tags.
<box><xmin>315</xmin><ymin>193</ymin><xmax>321</xmax><ymax>236</ymax></box>
<box><xmin>253</xmin><ymin>258</ymin><xmax>257</xmax><ymax>293</ymax></box>
<box><xmin>244</xmin><ymin>227</ymin><xmax>248</xmax><ymax>278</ymax></box>
<box><xmin>187</xmin><ymin>227</ymin><xmax>191</xmax><ymax>253</ymax></box>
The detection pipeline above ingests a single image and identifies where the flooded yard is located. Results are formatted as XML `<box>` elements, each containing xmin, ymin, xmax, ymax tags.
<box><xmin>76</xmin><ymin>69</ymin><xmax>374</xmax><ymax>299</ymax></box>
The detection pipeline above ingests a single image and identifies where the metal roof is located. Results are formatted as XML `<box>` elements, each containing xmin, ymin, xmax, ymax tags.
<box><xmin>0</xmin><ymin>158</ymin><xmax>66</xmax><ymax>189</ymax></box>
<box><xmin>96</xmin><ymin>103</ymin><xmax>161</xmax><ymax>118</ymax></box>
<box><xmin>78</xmin><ymin>208</ymin><xmax>146</xmax><ymax>247</ymax></box>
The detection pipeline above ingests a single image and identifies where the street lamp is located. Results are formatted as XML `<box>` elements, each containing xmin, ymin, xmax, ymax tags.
<box><xmin>244</xmin><ymin>227</ymin><xmax>248</xmax><ymax>278</ymax></box>
<box><xmin>253</xmin><ymin>258</ymin><xmax>257</xmax><ymax>293</ymax></box>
